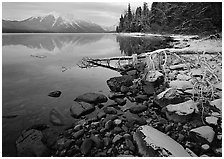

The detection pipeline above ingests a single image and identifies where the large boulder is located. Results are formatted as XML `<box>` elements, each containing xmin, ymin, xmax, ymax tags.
<box><xmin>107</xmin><ymin>75</ymin><xmax>133</xmax><ymax>92</ymax></box>
<box><xmin>190</xmin><ymin>126</ymin><xmax>215</xmax><ymax>143</ymax></box>
<box><xmin>210</xmin><ymin>98</ymin><xmax>222</xmax><ymax>111</ymax></box>
<box><xmin>75</xmin><ymin>92</ymin><xmax>108</xmax><ymax>104</ymax></box>
<box><xmin>133</xmin><ymin>125</ymin><xmax>191</xmax><ymax>157</ymax></box>
<box><xmin>123</xmin><ymin>111</ymin><xmax>146</xmax><ymax>126</ymax></box>
<box><xmin>70</xmin><ymin>101</ymin><xmax>95</xmax><ymax>118</ymax></box>
<box><xmin>163</xmin><ymin>100</ymin><xmax>198</xmax><ymax>123</ymax></box>
<box><xmin>169</xmin><ymin>80</ymin><xmax>193</xmax><ymax>90</ymax></box>
<box><xmin>16</xmin><ymin>129</ymin><xmax>49</xmax><ymax>157</ymax></box>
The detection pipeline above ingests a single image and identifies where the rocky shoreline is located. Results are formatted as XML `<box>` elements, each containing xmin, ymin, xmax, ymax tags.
<box><xmin>15</xmin><ymin>34</ymin><xmax>222</xmax><ymax>157</ymax></box>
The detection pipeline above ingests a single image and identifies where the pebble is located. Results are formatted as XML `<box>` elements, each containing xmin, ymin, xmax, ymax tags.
<box><xmin>114</xmin><ymin>98</ymin><xmax>127</xmax><ymax>106</ymax></box>
<box><xmin>80</xmin><ymin>138</ymin><xmax>93</xmax><ymax>155</ymax></box>
<box><xmin>123</xmin><ymin>133</ymin><xmax>131</xmax><ymax>139</ymax></box>
<box><xmin>112</xmin><ymin>127</ymin><xmax>123</xmax><ymax>134</ymax></box>
<box><xmin>122</xmin><ymin>125</ymin><xmax>129</xmax><ymax>132</ymax></box>
<box><xmin>112</xmin><ymin>134</ymin><xmax>123</xmax><ymax>143</ymax></box>
<box><xmin>129</xmin><ymin>104</ymin><xmax>148</xmax><ymax>114</ymax></box>
<box><xmin>73</xmin><ymin>124</ymin><xmax>82</xmax><ymax>131</ymax></box>
<box><xmin>72</xmin><ymin>129</ymin><xmax>84</xmax><ymax>139</ymax></box>
<box><xmin>97</xmin><ymin>111</ymin><xmax>106</xmax><ymax>119</ymax></box>
<box><xmin>217</xmin><ymin>134</ymin><xmax>222</xmax><ymax>140</ymax></box>
<box><xmin>114</xmin><ymin>119</ymin><xmax>122</xmax><ymax>125</ymax></box>
<box><xmin>165</xmin><ymin>123</ymin><xmax>173</xmax><ymax>132</ymax></box>
<box><xmin>200</xmin><ymin>154</ymin><xmax>209</xmax><ymax>157</ymax></box>
<box><xmin>103</xmin><ymin>107</ymin><xmax>117</xmax><ymax>114</ymax></box>
<box><xmin>105</xmin><ymin>120</ymin><xmax>114</xmax><ymax>130</ymax></box>
<box><xmin>177</xmin><ymin>133</ymin><xmax>185</xmax><ymax>142</ymax></box>
<box><xmin>201</xmin><ymin>144</ymin><xmax>210</xmax><ymax>150</ymax></box>
<box><xmin>90</xmin><ymin>135</ymin><xmax>103</xmax><ymax>149</ymax></box>
<box><xmin>107</xmin><ymin>148</ymin><xmax>113</xmax><ymax>154</ymax></box>
<box><xmin>125</xmin><ymin>138</ymin><xmax>135</xmax><ymax>152</ymax></box>
<box><xmin>103</xmin><ymin>137</ymin><xmax>111</xmax><ymax>147</ymax></box>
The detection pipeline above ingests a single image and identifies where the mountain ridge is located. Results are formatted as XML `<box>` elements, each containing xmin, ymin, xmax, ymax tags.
<box><xmin>2</xmin><ymin>13</ymin><xmax>106</xmax><ymax>33</ymax></box>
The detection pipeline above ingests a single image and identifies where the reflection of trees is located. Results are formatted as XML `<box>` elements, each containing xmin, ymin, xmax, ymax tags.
<box><xmin>116</xmin><ymin>35</ymin><xmax>173</xmax><ymax>56</ymax></box>
<box><xmin>3</xmin><ymin>34</ymin><xmax>105</xmax><ymax>51</ymax></box>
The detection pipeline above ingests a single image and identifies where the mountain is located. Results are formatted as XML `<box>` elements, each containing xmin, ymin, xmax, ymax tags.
<box><xmin>102</xmin><ymin>24</ymin><xmax>117</xmax><ymax>32</ymax></box>
<box><xmin>2</xmin><ymin>13</ymin><xmax>106</xmax><ymax>33</ymax></box>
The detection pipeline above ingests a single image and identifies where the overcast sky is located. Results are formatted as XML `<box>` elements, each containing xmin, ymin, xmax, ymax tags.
<box><xmin>2</xmin><ymin>2</ymin><xmax>152</xmax><ymax>26</ymax></box>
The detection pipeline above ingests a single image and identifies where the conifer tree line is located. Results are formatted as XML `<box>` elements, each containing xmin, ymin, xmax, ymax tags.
<box><xmin>116</xmin><ymin>2</ymin><xmax>222</xmax><ymax>34</ymax></box>
<box><xmin>116</xmin><ymin>2</ymin><xmax>151</xmax><ymax>33</ymax></box>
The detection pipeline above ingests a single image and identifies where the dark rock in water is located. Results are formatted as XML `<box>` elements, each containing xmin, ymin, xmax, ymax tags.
<box><xmin>107</xmin><ymin>75</ymin><xmax>133</xmax><ymax>92</ymax></box>
<box><xmin>49</xmin><ymin>108</ymin><xmax>65</xmax><ymax>126</ymax></box>
<box><xmin>70</xmin><ymin>101</ymin><xmax>95</xmax><ymax>118</ymax></box>
<box><xmin>75</xmin><ymin>92</ymin><xmax>108</xmax><ymax>104</ymax></box>
<box><xmin>129</xmin><ymin>104</ymin><xmax>148</xmax><ymax>114</ymax></box>
<box><xmin>16</xmin><ymin>129</ymin><xmax>50</xmax><ymax>157</ymax></box>
<box><xmin>143</xmin><ymin>83</ymin><xmax>155</xmax><ymax>95</ymax></box>
<box><xmin>123</xmin><ymin>111</ymin><xmax>147</xmax><ymax>126</ymax></box>
<box><xmin>28</xmin><ymin>124</ymin><xmax>49</xmax><ymax>131</ymax></box>
<box><xmin>103</xmin><ymin>107</ymin><xmax>117</xmax><ymax>114</ymax></box>
<box><xmin>90</xmin><ymin>135</ymin><xmax>104</xmax><ymax>149</ymax></box>
<box><xmin>81</xmin><ymin>138</ymin><xmax>93</xmax><ymax>155</ymax></box>
<box><xmin>114</xmin><ymin>98</ymin><xmax>127</xmax><ymax>106</ymax></box>
<box><xmin>42</xmin><ymin>128</ymin><xmax>60</xmax><ymax>149</ymax></box>
<box><xmin>48</xmin><ymin>91</ymin><xmax>61</xmax><ymax>98</ymax></box>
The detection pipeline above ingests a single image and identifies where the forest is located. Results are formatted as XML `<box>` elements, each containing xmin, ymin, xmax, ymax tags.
<box><xmin>116</xmin><ymin>2</ymin><xmax>222</xmax><ymax>35</ymax></box>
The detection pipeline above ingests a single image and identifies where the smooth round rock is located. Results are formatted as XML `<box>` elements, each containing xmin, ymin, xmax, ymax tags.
<box><xmin>114</xmin><ymin>119</ymin><xmax>122</xmax><ymax>125</ymax></box>
<box><xmin>201</xmin><ymin>144</ymin><xmax>210</xmax><ymax>150</ymax></box>
<box><xmin>112</xmin><ymin>134</ymin><xmax>123</xmax><ymax>143</ymax></box>
<box><xmin>80</xmin><ymin>138</ymin><xmax>93</xmax><ymax>155</ymax></box>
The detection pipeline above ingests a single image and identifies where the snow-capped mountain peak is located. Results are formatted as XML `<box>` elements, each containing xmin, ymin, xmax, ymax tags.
<box><xmin>3</xmin><ymin>13</ymin><xmax>106</xmax><ymax>33</ymax></box>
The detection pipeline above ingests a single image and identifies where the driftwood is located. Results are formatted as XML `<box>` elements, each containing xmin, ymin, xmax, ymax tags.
<box><xmin>84</xmin><ymin>49</ymin><xmax>219</xmax><ymax>63</ymax></box>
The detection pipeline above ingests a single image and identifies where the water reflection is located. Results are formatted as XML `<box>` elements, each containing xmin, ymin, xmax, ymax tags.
<box><xmin>116</xmin><ymin>35</ymin><xmax>173</xmax><ymax>56</ymax></box>
<box><xmin>3</xmin><ymin>34</ymin><xmax>105</xmax><ymax>51</ymax></box>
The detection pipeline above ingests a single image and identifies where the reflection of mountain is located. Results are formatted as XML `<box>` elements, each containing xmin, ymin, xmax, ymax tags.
<box><xmin>116</xmin><ymin>35</ymin><xmax>174</xmax><ymax>56</ymax></box>
<box><xmin>3</xmin><ymin>34</ymin><xmax>105</xmax><ymax>51</ymax></box>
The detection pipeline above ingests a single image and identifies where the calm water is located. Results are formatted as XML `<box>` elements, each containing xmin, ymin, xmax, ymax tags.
<box><xmin>2</xmin><ymin>33</ymin><xmax>171</xmax><ymax>156</ymax></box>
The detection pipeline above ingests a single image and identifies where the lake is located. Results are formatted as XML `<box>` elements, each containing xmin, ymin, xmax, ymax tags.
<box><xmin>2</xmin><ymin>33</ymin><xmax>172</xmax><ymax>156</ymax></box>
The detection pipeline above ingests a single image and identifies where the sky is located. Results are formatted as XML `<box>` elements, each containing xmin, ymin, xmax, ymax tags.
<box><xmin>2</xmin><ymin>1</ymin><xmax>152</xmax><ymax>27</ymax></box>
